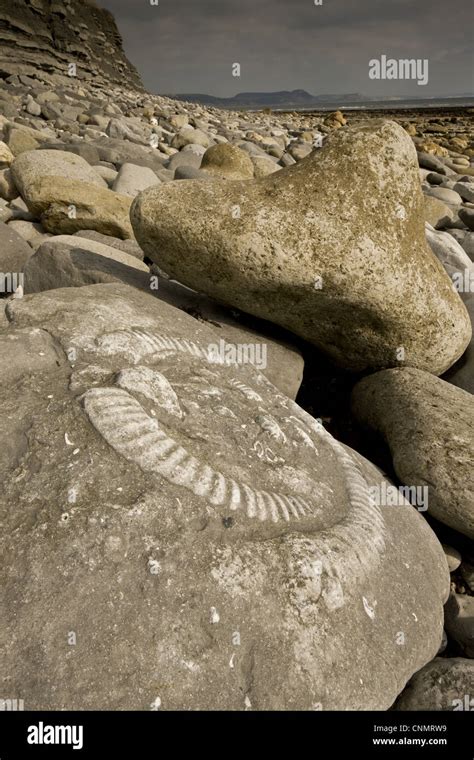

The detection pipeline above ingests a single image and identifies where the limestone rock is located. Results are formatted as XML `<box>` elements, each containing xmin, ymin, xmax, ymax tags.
<box><xmin>417</xmin><ymin>153</ymin><xmax>451</xmax><ymax>174</ymax></box>
<box><xmin>72</xmin><ymin>230</ymin><xmax>144</xmax><ymax>261</ymax></box>
<box><xmin>425</xmin><ymin>223</ymin><xmax>474</xmax><ymax>276</ymax></box>
<box><xmin>425</xmin><ymin>186</ymin><xmax>462</xmax><ymax>206</ymax></box>
<box><xmin>38</xmin><ymin>142</ymin><xmax>102</xmax><ymax>166</ymax></box>
<box><xmin>444</xmin><ymin>293</ymin><xmax>474</xmax><ymax>395</ymax></box>
<box><xmin>171</xmin><ymin>127</ymin><xmax>213</xmax><ymax>150</ymax></box>
<box><xmin>352</xmin><ymin>367</ymin><xmax>474</xmax><ymax>538</ymax></box>
<box><xmin>459</xmin><ymin>208</ymin><xmax>474</xmax><ymax>231</ymax></box>
<box><xmin>445</xmin><ymin>593</ymin><xmax>474</xmax><ymax>658</ymax></box>
<box><xmin>11</xmin><ymin>150</ymin><xmax>133</xmax><ymax>237</ymax></box>
<box><xmin>251</xmin><ymin>155</ymin><xmax>281</xmax><ymax>178</ymax></box>
<box><xmin>167</xmin><ymin>146</ymin><xmax>205</xmax><ymax>174</ymax></box>
<box><xmin>0</xmin><ymin>168</ymin><xmax>18</xmax><ymax>201</ymax></box>
<box><xmin>0</xmin><ymin>141</ymin><xmax>14</xmax><ymax>165</ymax></box>
<box><xmin>448</xmin><ymin>230</ymin><xmax>474</xmax><ymax>262</ymax></box>
<box><xmin>423</xmin><ymin>196</ymin><xmax>455</xmax><ymax>229</ymax></box>
<box><xmin>94</xmin><ymin>165</ymin><xmax>118</xmax><ymax>187</ymax></box>
<box><xmin>174</xmin><ymin>166</ymin><xmax>213</xmax><ymax>181</ymax></box>
<box><xmin>454</xmin><ymin>182</ymin><xmax>474</xmax><ymax>203</ymax></box>
<box><xmin>0</xmin><ymin>221</ymin><xmax>33</xmax><ymax>279</ymax></box>
<box><xmin>442</xmin><ymin>545</ymin><xmax>461</xmax><ymax>573</ymax></box>
<box><xmin>0</xmin><ymin>283</ymin><xmax>449</xmax><ymax>710</ymax></box>
<box><xmin>131</xmin><ymin>120</ymin><xmax>471</xmax><ymax>374</ymax></box>
<box><xmin>7</xmin><ymin>129</ymin><xmax>39</xmax><ymax>156</ymax></box>
<box><xmin>200</xmin><ymin>144</ymin><xmax>254</xmax><ymax>180</ymax></box>
<box><xmin>7</xmin><ymin>220</ymin><xmax>50</xmax><ymax>249</ymax></box>
<box><xmin>12</xmin><ymin>150</ymin><xmax>107</xmax><ymax>201</ymax></box>
<box><xmin>112</xmin><ymin>163</ymin><xmax>161</xmax><ymax>198</ymax></box>
<box><xmin>394</xmin><ymin>658</ymin><xmax>474</xmax><ymax>710</ymax></box>
<box><xmin>23</xmin><ymin>236</ymin><xmax>152</xmax><ymax>293</ymax></box>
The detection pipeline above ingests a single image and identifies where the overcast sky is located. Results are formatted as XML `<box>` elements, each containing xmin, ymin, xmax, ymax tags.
<box><xmin>99</xmin><ymin>0</ymin><xmax>473</xmax><ymax>97</ymax></box>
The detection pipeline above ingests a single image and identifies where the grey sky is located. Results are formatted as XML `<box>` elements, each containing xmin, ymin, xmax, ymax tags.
<box><xmin>99</xmin><ymin>0</ymin><xmax>474</xmax><ymax>97</ymax></box>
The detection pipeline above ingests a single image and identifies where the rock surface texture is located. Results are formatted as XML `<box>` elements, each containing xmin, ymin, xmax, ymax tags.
<box><xmin>0</xmin><ymin>284</ymin><xmax>449</xmax><ymax>710</ymax></box>
<box><xmin>0</xmin><ymin>0</ymin><xmax>143</xmax><ymax>91</ymax></box>
<box><xmin>0</xmin><ymin>0</ymin><xmax>473</xmax><ymax>716</ymax></box>
<box><xmin>132</xmin><ymin>121</ymin><xmax>471</xmax><ymax>374</ymax></box>
<box><xmin>352</xmin><ymin>368</ymin><xmax>474</xmax><ymax>539</ymax></box>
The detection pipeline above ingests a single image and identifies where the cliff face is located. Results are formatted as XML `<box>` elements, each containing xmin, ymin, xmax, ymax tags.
<box><xmin>0</xmin><ymin>0</ymin><xmax>144</xmax><ymax>92</ymax></box>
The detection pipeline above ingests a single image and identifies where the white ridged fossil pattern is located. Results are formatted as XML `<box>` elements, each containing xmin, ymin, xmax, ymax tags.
<box><xmin>84</xmin><ymin>329</ymin><xmax>387</xmax><ymax>586</ymax></box>
<box><xmin>84</xmin><ymin>386</ymin><xmax>315</xmax><ymax>523</ymax></box>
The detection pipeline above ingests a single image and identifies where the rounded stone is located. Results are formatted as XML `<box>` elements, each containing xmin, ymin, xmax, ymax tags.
<box><xmin>131</xmin><ymin>120</ymin><xmax>471</xmax><ymax>375</ymax></box>
<box><xmin>352</xmin><ymin>367</ymin><xmax>474</xmax><ymax>539</ymax></box>
<box><xmin>394</xmin><ymin>658</ymin><xmax>474</xmax><ymax>710</ymax></box>
<box><xmin>201</xmin><ymin>144</ymin><xmax>254</xmax><ymax>180</ymax></box>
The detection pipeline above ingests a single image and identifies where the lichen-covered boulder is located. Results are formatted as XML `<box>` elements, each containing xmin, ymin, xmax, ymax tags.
<box><xmin>200</xmin><ymin>143</ymin><xmax>255</xmax><ymax>180</ymax></box>
<box><xmin>131</xmin><ymin>120</ymin><xmax>471</xmax><ymax>374</ymax></box>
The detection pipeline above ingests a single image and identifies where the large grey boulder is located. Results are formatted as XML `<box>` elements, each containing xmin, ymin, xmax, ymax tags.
<box><xmin>10</xmin><ymin>150</ymin><xmax>133</xmax><ymax>239</ymax></box>
<box><xmin>448</xmin><ymin>230</ymin><xmax>474</xmax><ymax>262</ymax></box>
<box><xmin>425</xmin><ymin>224</ymin><xmax>474</xmax><ymax>396</ymax></box>
<box><xmin>23</xmin><ymin>236</ymin><xmax>152</xmax><ymax>294</ymax></box>
<box><xmin>131</xmin><ymin>120</ymin><xmax>471</xmax><ymax>375</ymax></box>
<box><xmin>171</xmin><ymin>126</ymin><xmax>213</xmax><ymax>150</ymax></box>
<box><xmin>0</xmin><ymin>283</ymin><xmax>449</xmax><ymax>710</ymax></box>
<box><xmin>112</xmin><ymin>163</ymin><xmax>161</xmax><ymax>197</ymax></box>
<box><xmin>72</xmin><ymin>230</ymin><xmax>144</xmax><ymax>260</ymax></box>
<box><xmin>425</xmin><ymin>223</ymin><xmax>473</xmax><ymax>277</ymax></box>
<box><xmin>11</xmin><ymin>150</ymin><xmax>107</xmax><ymax>197</ymax></box>
<box><xmin>352</xmin><ymin>368</ymin><xmax>474</xmax><ymax>538</ymax></box>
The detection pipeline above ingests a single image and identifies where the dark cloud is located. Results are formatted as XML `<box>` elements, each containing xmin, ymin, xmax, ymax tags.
<box><xmin>99</xmin><ymin>0</ymin><xmax>474</xmax><ymax>97</ymax></box>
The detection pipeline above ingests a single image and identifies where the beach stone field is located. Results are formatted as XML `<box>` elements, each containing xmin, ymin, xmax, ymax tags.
<box><xmin>0</xmin><ymin>0</ymin><xmax>473</xmax><ymax>712</ymax></box>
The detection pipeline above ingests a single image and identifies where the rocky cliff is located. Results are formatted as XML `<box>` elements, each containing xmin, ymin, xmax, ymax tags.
<box><xmin>0</xmin><ymin>0</ymin><xmax>143</xmax><ymax>92</ymax></box>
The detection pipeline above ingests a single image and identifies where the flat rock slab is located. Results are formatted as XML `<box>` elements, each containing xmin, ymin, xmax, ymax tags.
<box><xmin>0</xmin><ymin>284</ymin><xmax>448</xmax><ymax>710</ymax></box>
<box><xmin>23</xmin><ymin>235</ymin><xmax>152</xmax><ymax>293</ymax></box>
<box><xmin>352</xmin><ymin>367</ymin><xmax>474</xmax><ymax>539</ymax></box>
<box><xmin>131</xmin><ymin>120</ymin><xmax>471</xmax><ymax>375</ymax></box>
<box><xmin>72</xmin><ymin>230</ymin><xmax>144</xmax><ymax>260</ymax></box>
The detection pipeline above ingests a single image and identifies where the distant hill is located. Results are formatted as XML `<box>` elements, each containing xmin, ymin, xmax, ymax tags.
<box><xmin>168</xmin><ymin>89</ymin><xmax>474</xmax><ymax>111</ymax></box>
<box><xmin>169</xmin><ymin>89</ymin><xmax>371</xmax><ymax>109</ymax></box>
